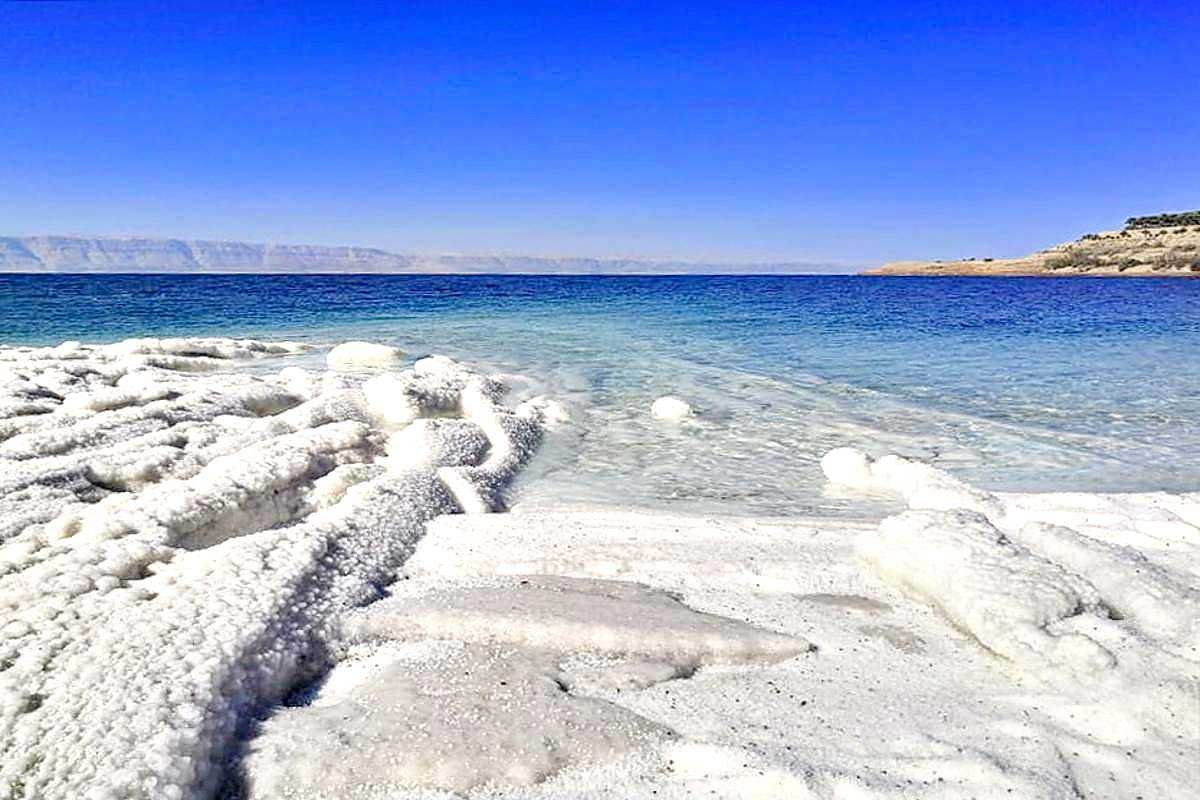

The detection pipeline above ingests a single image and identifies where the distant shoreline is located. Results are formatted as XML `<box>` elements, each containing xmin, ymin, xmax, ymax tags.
<box><xmin>866</xmin><ymin>214</ymin><xmax>1200</xmax><ymax>277</ymax></box>
<box><xmin>862</xmin><ymin>268</ymin><xmax>1200</xmax><ymax>278</ymax></box>
<box><xmin>1</xmin><ymin>270</ymin><xmax>1194</xmax><ymax>279</ymax></box>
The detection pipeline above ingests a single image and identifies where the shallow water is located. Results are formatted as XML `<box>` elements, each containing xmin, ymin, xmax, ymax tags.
<box><xmin>2</xmin><ymin>274</ymin><xmax>1197</xmax><ymax>515</ymax></box>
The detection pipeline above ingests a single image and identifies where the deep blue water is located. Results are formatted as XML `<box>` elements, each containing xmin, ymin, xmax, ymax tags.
<box><xmin>2</xmin><ymin>274</ymin><xmax>1198</xmax><ymax>513</ymax></box>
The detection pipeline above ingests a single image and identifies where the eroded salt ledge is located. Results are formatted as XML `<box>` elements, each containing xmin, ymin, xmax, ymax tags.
<box><xmin>0</xmin><ymin>340</ymin><xmax>1197</xmax><ymax>799</ymax></box>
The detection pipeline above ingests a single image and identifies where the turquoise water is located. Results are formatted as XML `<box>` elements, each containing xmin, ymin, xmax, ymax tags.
<box><xmin>2</xmin><ymin>274</ymin><xmax>1198</xmax><ymax>514</ymax></box>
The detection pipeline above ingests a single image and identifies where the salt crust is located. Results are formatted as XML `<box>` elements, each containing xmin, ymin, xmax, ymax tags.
<box><xmin>0</xmin><ymin>338</ymin><xmax>555</xmax><ymax>799</ymax></box>
<box><xmin>268</xmin><ymin>490</ymin><xmax>1198</xmax><ymax>799</ymax></box>
<box><xmin>241</xmin><ymin>576</ymin><xmax>809</xmax><ymax>796</ymax></box>
<box><xmin>2</xmin><ymin>339</ymin><xmax>1197</xmax><ymax>799</ymax></box>
<box><xmin>822</xmin><ymin>447</ymin><xmax>1200</xmax><ymax>664</ymax></box>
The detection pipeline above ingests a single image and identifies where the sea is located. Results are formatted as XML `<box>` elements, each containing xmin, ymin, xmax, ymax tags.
<box><xmin>2</xmin><ymin>274</ymin><xmax>1197</xmax><ymax>516</ymax></box>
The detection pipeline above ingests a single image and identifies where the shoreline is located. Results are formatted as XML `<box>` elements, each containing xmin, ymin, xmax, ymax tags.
<box><xmin>863</xmin><ymin>268</ymin><xmax>1200</xmax><ymax>278</ymax></box>
<box><xmin>0</xmin><ymin>337</ymin><xmax>1195</xmax><ymax>798</ymax></box>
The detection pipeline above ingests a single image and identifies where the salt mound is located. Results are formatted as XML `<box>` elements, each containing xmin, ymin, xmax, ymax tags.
<box><xmin>325</xmin><ymin>340</ymin><xmax>404</xmax><ymax>370</ymax></box>
<box><xmin>385</xmin><ymin>417</ymin><xmax>491</xmax><ymax>468</ymax></box>
<box><xmin>819</xmin><ymin>446</ymin><xmax>873</xmax><ymax>489</ymax></box>
<box><xmin>1011</xmin><ymin>521</ymin><xmax>1200</xmax><ymax>647</ymax></box>
<box><xmin>822</xmin><ymin>447</ymin><xmax>1004</xmax><ymax>517</ymax></box>
<box><xmin>828</xmin><ymin>445</ymin><xmax>1200</xmax><ymax>675</ymax></box>
<box><xmin>858</xmin><ymin>509</ymin><xmax>1116</xmax><ymax>674</ymax></box>
<box><xmin>0</xmin><ymin>337</ymin><xmax>553</xmax><ymax>800</ymax></box>
<box><xmin>650</xmin><ymin>395</ymin><xmax>693</xmax><ymax>420</ymax></box>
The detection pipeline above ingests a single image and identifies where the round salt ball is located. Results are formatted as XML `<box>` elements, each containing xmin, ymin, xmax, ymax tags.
<box><xmin>820</xmin><ymin>447</ymin><xmax>873</xmax><ymax>489</ymax></box>
<box><xmin>651</xmin><ymin>396</ymin><xmax>694</xmax><ymax>421</ymax></box>
<box><xmin>326</xmin><ymin>341</ymin><xmax>405</xmax><ymax>371</ymax></box>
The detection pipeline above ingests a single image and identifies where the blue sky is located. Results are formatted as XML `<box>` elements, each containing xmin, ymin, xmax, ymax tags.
<box><xmin>1</xmin><ymin>1</ymin><xmax>1196</xmax><ymax>265</ymax></box>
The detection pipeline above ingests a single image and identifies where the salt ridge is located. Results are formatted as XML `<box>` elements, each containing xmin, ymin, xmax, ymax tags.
<box><xmin>0</xmin><ymin>337</ymin><xmax>556</xmax><ymax>799</ymax></box>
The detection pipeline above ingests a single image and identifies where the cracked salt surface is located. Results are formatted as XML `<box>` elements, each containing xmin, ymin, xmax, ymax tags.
<box><xmin>0</xmin><ymin>339</ymin><xmax>1197</xmax><ymax>799</ymax></box>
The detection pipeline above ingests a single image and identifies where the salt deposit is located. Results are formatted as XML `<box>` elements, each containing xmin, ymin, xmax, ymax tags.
<box><xmin>346</xmin><ymin>575</ymin><xmax>810</xmax><ymax>667</ymax></box>
<box><xmin>1</xmin><ymin>340</ymin><xmax>1196</xmax><ymax>799</ymax></box>
<box><xmin>650</xmin><ymin>395</ymin><xmax>693</xmax><ymax>420</ymax></box>
<box><xmin>309</xmin><ymin>493</ymin><xmax>1198</xmax><ymax>799</ymax></box>
<box><xmin>0</xmin><ymin>337</ymin><xmax>554</xmax><ymax>800</ymax></box>
<box><xmin>857</xmin><ymin>508</ymin><xmax>1116</xmax><ymax>674</ymax></box>
<box><xmin>241</xmin><ymin>574</ymin><xmax>808</xmax><ymax>797</ymax></box>
<box><xmin>325</xmin><ymin>340</ymin><xmax>404</xmax><ymax>370</ymax></box>
<box><xmin>241</xmin><ymin>643</ymin><xmax>671</xmax><ymax>797</ymax></box>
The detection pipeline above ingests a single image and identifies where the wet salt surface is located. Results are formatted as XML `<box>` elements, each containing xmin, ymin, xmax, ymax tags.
<box><xmin>3</xmin><ymin>274</ymin><xmax>1198</xmax><ymax>516</ymax></box>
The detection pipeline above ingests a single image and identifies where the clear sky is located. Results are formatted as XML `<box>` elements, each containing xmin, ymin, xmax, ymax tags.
<box><xmin>1</xmin><ymin>1</ymin><xmax>1196</xmax><ymax>266</ymax></box>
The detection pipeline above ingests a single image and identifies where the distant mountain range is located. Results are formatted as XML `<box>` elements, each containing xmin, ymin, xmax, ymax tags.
<box><xmin>0</xmin><ymin>235</ymin><xmax>845</xmax><ymax>275</ymax></box>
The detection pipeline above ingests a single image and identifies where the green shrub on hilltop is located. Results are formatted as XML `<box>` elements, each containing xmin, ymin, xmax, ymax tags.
<box><xmin>1125</xmin><ymin>211</ymin><xmax>1200</xmax><ymax>229</ymax></box>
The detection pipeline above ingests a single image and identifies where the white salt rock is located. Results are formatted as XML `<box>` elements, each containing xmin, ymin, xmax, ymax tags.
<box><xmin>325</xmin><ymin>341</ymin><xmax>404</xmax><ymax>371</ymax></box>
<box><xmin>1010</xmin><ymin>521</ymin><xmax>1200</xmax><ymax>645</ymax></box>
<box><xmin>821</xmin><ymin>448</ymin><xmax>1005</xmax><ymax>518</ymax></box>
<box><xmin>277</xmin><ymin>366</ymin><xmax>317</xmax><ymax>398</ymax></box>
<box><xmin>385</xmin><ymin>418</ymin><xmax>490</xmax><ymax>468</ymax></box>
<box><xmin>857</xmin><ymin>509</ymin><xmax>1115</xmax><ymax>675</ymax></box>
<box><xmin>651</xmin><ymin>395</ymin><xmax>693</xmax><ymax>420</ymax></box>
<box><xmin>361</xmin><ymin>373</ymin><xmax>420</xmax><ymax>428</ymax></box>
<box><xmin>820</xmin><ymin>447</ymin><xmax>873</xmax><ymax>489</ymax></box>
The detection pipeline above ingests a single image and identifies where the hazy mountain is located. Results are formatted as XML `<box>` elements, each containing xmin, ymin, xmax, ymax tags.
<box><xmin>0</xmin><ymin>235</ymin><xmax>847</xmax><ymax>275</ymax></box>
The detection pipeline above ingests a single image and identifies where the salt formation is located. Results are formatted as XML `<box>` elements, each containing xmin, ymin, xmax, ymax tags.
<box><xmin>242</xmin><ymin>643</ymin><xmax>670</xmax><ymax>797</ymax></box>
<box><xmin>241</xmin><ymin>576</ymin><xmax>807</xmax><ymax>797</ymax></box>
<box><xmin>348</xmin><ymin>576</ymin><xmax>810</xmax><ymax>667</ymax></box>
<box><xmin>825</xmin><ymin>447</ymin><xmax>1200</xmax><ymax>740</ymax></box>
<box><xmin>650</xmin><ymin>395</ymin><xmax>693</xmax><ymax>420</ymax></box>
<box><xmin>822</xmin><ymin>448</ymin><xmax>1200</xmax><ymax>658</ymax></box>
<box><xmin>820</xmin><ymin>445</ymin><xmax>1003</xmax><ymax>517</ymax></box>
<box><xmin>325</xmin><ymin>340</ymin><xmax>404</xmax><ymax>370</ymax></box>
<box><xmin>363</xmin><ymin>501</ymin><xmax>1200</xmax><ymax>799</ymax></box>
<box><xmin>1012</xmin><ymin>520</ymin><xmax>1200</xmax><ymax>645</ymax></box>
<box><xmin>0</xmin><ymin>337</ymin><xmax>555</xmax><ymax>800</ymax></box>
<box><xmin>858</xmin><ymin>509</ymin><xmax>1116</xmax><ymax>673</ymax></box>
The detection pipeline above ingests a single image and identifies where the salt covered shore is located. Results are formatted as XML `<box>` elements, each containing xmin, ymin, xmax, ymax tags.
<box><xmin>0</xmin><ymin>339</ymin><xmax>1196</xmax><ymax>799</ymax></box>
